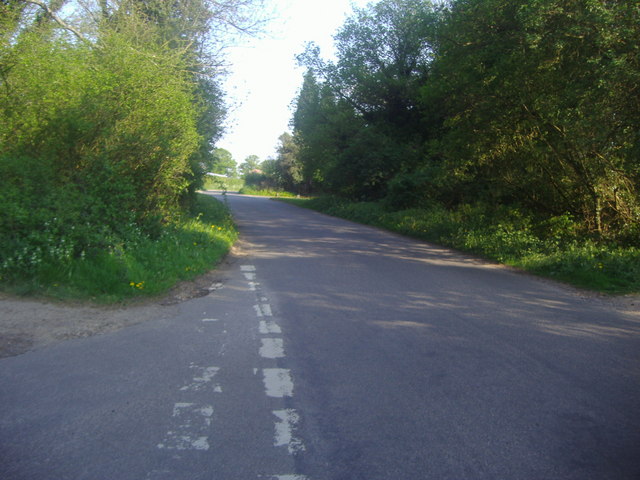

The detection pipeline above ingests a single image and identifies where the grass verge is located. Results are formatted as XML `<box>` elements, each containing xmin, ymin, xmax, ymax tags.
<box><xmin>1</xmin><ymin>194</ymin><xmax>237</xmax><ymax>303</ymax></box>
<box><xmin>280</xmin><ymin>197</ymin><xmax>640</xmax><ymax>295</ymax></box>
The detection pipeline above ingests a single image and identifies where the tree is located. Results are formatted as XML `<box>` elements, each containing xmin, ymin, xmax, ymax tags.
<box><xmin>289</xmin><ymin>0</ymin><xmax>639</xmax><ymax>240</ymax></box>
<box><xmin>239</xmin><ymin>154</ymin><xmax>261</xmax><ymax>176</ymax></box>
<box><xmin>265</xmin><ymin>132</ymin><xmax>302</xmax><ymax>192</ymax></box>
<box><xmin>99</xmin><ymin>0</ymin><xmax>263</xmax><ymax>201</ymax></box>
<box><xmin>291</xmin><ymin>70</ymin><xmax>329</xmax><ymax>192</ymax></box>
<box><xmin>430</xmin><ymin>0</ymin><xmax>640</xmax><ymax>237</ymax></box>
<box><xmin>211</xmin><ymin>148</ymin><xmax>237</xmax><ymax>177</ymax></box>
<box><xmin>0</xmin><ymin>0</ymin><xmax>269</xmax><ymax>278</ymax></box>
<box><xmin>295</xmin><ymin>0</ymin><xmax>441</xmax><ymax>199</ymax></box>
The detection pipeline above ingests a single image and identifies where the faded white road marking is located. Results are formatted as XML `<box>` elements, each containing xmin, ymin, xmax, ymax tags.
<box><xmin>259</xmin><ymin>320</ymin><xmax>282</xmax><ymax>334</ymax></box>
<box><xmin>180</xmin><ymin>365</ymin><xmax>222</xmax><ymax>393</ymax></box>
<box><xmin>157</xmin><ymin>403</ymin><xmax>213</xmax><ymax>451</ymax></box>
<box><xmin>259</xmin><ymin>338</ymin><xmax>285</xmax><ymax>359</ymax></box>
<box><xmin>248</xmin><ymin>281</ymin><xmax>259</xmax><ymax>291</ymax></box>
<box><xmin>208</xmin><ymin>282</ymin><xmax>223</xmax><ymax>292</ymax></box>
<box><xmin>202</xmin><ymin>318</ymin><xmax>219</xmax><ymax>322</ymax></box>
<box><xmin>254</xmin><ymin>304</ymin><xmax>273</xmax><ymax>317</ymax></box>
<box><xmin>273</xmin><ymin>409</ymin><xmax>306</xmax><ymax>454</ymax></box>
<box><xmin>263</xmin><ymin>368</ymin><xmax>294</xmax><ymax>397</ymax></box>
<box><xmin>241</xmin><ymin>265</ymin><xmax>257</xmax><ymax>281</ymax></box>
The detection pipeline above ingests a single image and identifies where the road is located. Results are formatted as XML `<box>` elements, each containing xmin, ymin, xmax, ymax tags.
<box><xmin>1</xmin><ymin>193</ymin><xmax>639</xmax><ymax>479</ymax></box>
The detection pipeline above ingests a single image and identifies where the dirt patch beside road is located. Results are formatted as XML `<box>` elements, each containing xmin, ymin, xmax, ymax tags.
<box><xmin>0</xmin><ymin>264</ymin><xmax>231</xmax><ymax>359</ymax></box>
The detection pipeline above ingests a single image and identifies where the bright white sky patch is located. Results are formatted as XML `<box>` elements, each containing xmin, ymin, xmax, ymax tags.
<box><xmin>217</xmin><ymin>0</ymin><xmax>374</xmax><ymax>164</ymax></box>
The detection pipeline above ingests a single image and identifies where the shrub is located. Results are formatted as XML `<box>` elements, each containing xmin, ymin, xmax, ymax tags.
<box><xmin>0</xmin><ymin>18</ymin><xmax>204</xmax><ymax>281</ymax></box>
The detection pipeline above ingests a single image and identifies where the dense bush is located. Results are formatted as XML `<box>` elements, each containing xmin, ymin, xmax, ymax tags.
<box><xmin>1</xmin><ymin>194</ymin><xmax>237</xmax><ymax>302</ymax></box>
<box><xmin>0</xmin><ymin>4</ymin><xmax>218</xmax><ymax>285</ymax></box>
<box><xmin>291</xmin><ymin>0</ymin><xmax>639</xmax><ymax>244</ymax></box>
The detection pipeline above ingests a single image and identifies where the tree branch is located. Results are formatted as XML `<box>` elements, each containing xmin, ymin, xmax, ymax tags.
<box><xmin>25</xmin><ymin>0</ymin><xmax>91</xmax><ymax>45</ymax></box>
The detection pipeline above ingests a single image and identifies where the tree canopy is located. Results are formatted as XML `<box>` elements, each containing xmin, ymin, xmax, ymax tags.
<box><xmin>211</xmin><ymin>148</ymin><xmax>238</xmax><ymax>177</ymax></box>
<box><xmin>0</xmin><ymin>0</ymin><xmax>265</xmax><ymax>277</ymax></box>
<box><xmin>289</xmin><ymin>0</ymin><xmax>639</xmax><ymax>242</ymax></box>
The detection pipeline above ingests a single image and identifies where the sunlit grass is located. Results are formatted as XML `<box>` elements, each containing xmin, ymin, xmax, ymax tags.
<box><xmin>514</xmin><ymin>246</ymin><xmax>640</xmax><ymax>294</ymax></box>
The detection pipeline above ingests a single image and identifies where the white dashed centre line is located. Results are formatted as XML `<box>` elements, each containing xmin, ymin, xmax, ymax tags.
<box><xmin>259</xmin><ymin>338</ymin><xmax>285</xmax><ymax>359</ymax></box>
<box><xmin>273</xmin><ymin>409</ymin><xmax>305</xmax><ymax>454</ymax></box>
<box><xmin>240</xmin><ymin>263</ymin><xmax>311</xmax><ymax>478</ymax></box>
<box><xmin>259</xmin><ymin>320</ymin><xmax>282</xmax><ymax>334</ymax></box>
<box><xmin>262</xmin><ymin>368</ymin><xmax>294</xmax><ymax>398</ymax></box>
<box><xmin>254</xmin><ymin>304</ymin><xmax>273</xmax><ymax>317</ymax></box>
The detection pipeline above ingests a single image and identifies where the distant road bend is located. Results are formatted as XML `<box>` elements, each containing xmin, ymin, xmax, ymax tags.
<box><xmin>0</xmin><ymin>193</ymin><xmax>639</xmax><ymax>480</ymax></box>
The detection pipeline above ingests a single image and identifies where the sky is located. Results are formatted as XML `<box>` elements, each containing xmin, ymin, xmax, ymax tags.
<box><xmin>216</xmin><ymin>0</ymin><xmax>373</xmax><ymax>164</ymax></box>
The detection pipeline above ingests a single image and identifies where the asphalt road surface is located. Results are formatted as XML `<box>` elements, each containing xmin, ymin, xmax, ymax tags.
<box><xmin>1</xmin><ymin>193</ymin><xmax>639</xmax><ymax>479</ymax></box>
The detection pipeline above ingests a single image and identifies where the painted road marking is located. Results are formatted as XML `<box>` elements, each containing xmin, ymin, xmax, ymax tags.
<box><xmin>254</xmin><ymin>304</ymin><xmax>273</xmax><ymax>317</ymax></box>
<box><xmin>241</xmin><ymin>265</ymin><xmax>257</xmax><ymax>281</ymax></box>
<box><xmin>241</xmin><ymin>262</ymin><xmax>311</xmax><ymax>477</ymax></box>
<box><xmin>180</xmin><ymin>365</ymin><xmax>222</xmax><ymax>393</ymax></box>
<box><xmin>263</xmin><ymin>368</ymin><xmax>294</xmax><ymax>398</ymax></box>
<box><xmin>202</xmin><ymin>318</ymin><xmax>219</xmax><ymax>322</ymax></box>
<box><xmin>157</xmin><ymin>403</ymin><xmax>213</xmax><ymax>451</ymax></box>
<box><xmin>259</xmin><ymin>320</ymin><xmax>282</xmax><ymax>334</ymax></box>
<box><xmin>259</xmin><ymin>338</ymin><xmax>285</xmax><ymax>359</ymax></box>
<box><xmin>273</xmin><ymin>409</ymin><xmax>306</xmax><ymax>454</ymax></box>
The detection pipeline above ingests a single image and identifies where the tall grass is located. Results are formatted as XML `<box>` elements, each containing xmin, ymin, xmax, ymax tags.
<box><xmin>281</xmin><ymin>197</ymin><xmax>640</xmax><ymax>295</ymax></box>
<box><xmin>1</xmin><ymin>194</ymin><xmax>237</xmax><ymax>303</ymax></box>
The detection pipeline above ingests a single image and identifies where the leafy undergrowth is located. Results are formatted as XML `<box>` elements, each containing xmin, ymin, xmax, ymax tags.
<box><xmin>281</xmin><ymin>197</ymin><xmax>639</xmax><ymax>295</ymax></box>
<box><xmin>0</xmin><ymin>194</ymin><xmax>237</xmax><ymax>303</ymax></box>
